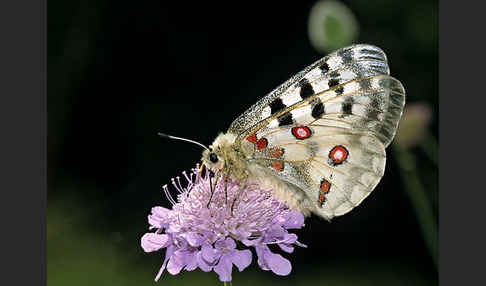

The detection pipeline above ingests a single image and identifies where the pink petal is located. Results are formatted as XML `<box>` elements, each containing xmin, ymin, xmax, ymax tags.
<box><xmin>215</xmin><ymin>237</ymin><xmax>236</xmax><ymax>250</ymax></box>
<box><xmin>184</xmin><ymin>251</ymin><xmax>198</xmax><ymax>271</ymax></box>
<box><xmin>283</xmin><ymin>233</ymin><xmax>298</xmax><ymax>244</ymax></box>
<box><xmin>196</xmin><ymin>251</ymin><xmax>213</xmax><ymax>272</ymax></box>
<box><xmin>242</xmin><ymin>237</ymin><xmax>262</xmax><ymax>247</ymax></box>
<box><xmin>201</xmin><ymin>243</ymin><xmax>218</xmax><ymax>262</ymax></box>
<box><xmin>148</xmin><ymin>207</ymin><xmax>171</xmax><ymax>227</ymax></box>
<box><xmin>255</xmin><ymin>245</ymin><xmax>270</xmax><ymax>271</ymax></box>
<box><xmin>152</xmin><ymin>206</ymin><xmax>171</xmax><ymax>216</ymax></box>
<box><xmin>264</xmin><ymin>251</ymin><xmax>291</xmax><ymax>276</ymax></box>
<box><xmin>166</xmin><ymin>250</ymin><xmax>186</xmax><ymax>275</ymax></box>
<box><xmin>154</xmin><ymin>265</ymin><xmax>165</xmax><ymax>282</ymax></box>
<box><xmin>294</xmin><ymin>240</ymin><xmax>307</xmax><ymax>248</ymax></box>
<box><xmin>225</xmin><ymin>237</ymin><xmax>236</xmax><ymax>249</ymax></box>
<box><xmin>231</xmin><ymin>249</ymin><xmax>252</xmax><ymax>272</ymax></box>
<box><xmin>266</xmin><ymin>225</ymin><xmax>286</xmax><ymax>239</ymax></box>
<box><xmin>183</xmin><ymin>232</ymin><xmax>204</xmax><ymax>247</ymax></box>
<box><xmin>282</xmin><ymin>211</ymin><xmax>305</xmax><ymax>229</ymax></box>
<box><xmin>155</xmin><ymin>245</ymin><xmax>174</xmax><ymax>281</ymax></box>
<box><xmin>141</xmin><ymin>233</ymin><xmax>170</xmax><ymax>252</ymax></box>
<box><xmin>214</xmin><ymin>255</ymin><xmax>233</xmax><ymax>282</ymax></box>
<box><xmin>278</xmin><ymin>243</ymin><xmax>294</xmax><ymax>253</ymax></box>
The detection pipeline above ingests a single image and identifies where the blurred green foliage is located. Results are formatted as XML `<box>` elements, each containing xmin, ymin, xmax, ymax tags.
<box><xmin>48</xmin><ymin>194</ymin><xmax>435</xmax><ymax>285</ymax></box>
<box><xmin>308</xmin><ymin>0</ymin><xmax>359</xmax><ymax>53</ymax></box>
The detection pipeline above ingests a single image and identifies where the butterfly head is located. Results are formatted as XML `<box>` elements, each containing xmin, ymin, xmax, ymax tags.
<box><xmin>201</xmin><ymin>133</ymin><xmax>239</xmax><ymax>173</ymax></box>
<box><xmin>202</xmin><ymin>148</ymin><xmax>224</xmax><ymax>172</ymax></box>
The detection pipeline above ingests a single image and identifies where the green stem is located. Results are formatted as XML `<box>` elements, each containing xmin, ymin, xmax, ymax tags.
<box><xmin>419</xmin><ymin>133</ymin><xmax>439</xmax><ymax>166</ymax></box>
<box><xmin>393</xmin><ymin>146</ymin><xmax>438</xmax><ymax>270</ymax></box>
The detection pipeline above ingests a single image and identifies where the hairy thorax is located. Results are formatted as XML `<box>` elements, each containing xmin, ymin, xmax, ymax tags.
<box><xmin>202</xmin><ymin>133</ymin><xmax>251</xmax><ymax>181</ymax></box>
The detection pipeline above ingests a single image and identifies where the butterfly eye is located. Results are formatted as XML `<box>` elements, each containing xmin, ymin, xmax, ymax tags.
<box><xmin>209</xmin><ymin>153</ymin><xmax>218</xmax><ymax>163</ymax></box>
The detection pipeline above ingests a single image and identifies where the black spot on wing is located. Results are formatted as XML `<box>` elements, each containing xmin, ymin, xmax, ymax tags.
<box><xmin>311</xmin><ymin>101</ymin><xmax>325</xmax><ymax>119</ymax></box>
<box><xmin>340</xmin><ymin>97</ymin><xmax>354</xmax><ymax>117</ymax></box>
<box><xmin>335</xmin><ymin>86</ymin><xmax>344</xmax><ymax>95</ymax></box>
<box><xmin>278</xmin><ymin>112</ymin><xmax>294</xmax><ymax>126</ymax></box>
<box><xmin>298</xmin><ymin>78</ymin><xmax>315</xmax><ymax>99</ymax></box>
<box><xmin>329</xmin><ymin>71</ymin><xmax>340</xmax><ymax>78</ymax></box>
<box><xmin>328</xmin><ymin>79</ymin><xmax>339</xmax><ymax>88</ymax></box>
<box><xmin>319</xmin><ymin>62</ymin><xmax>329</xmax><ymax>74</ymax></box>
<box><xmin>269</xmin><ymin>98</ymin><xmax>287</xmax><ymax>115</ymax></box>
<box><xmin>337</xmin><ymin>48</ymin><xmax>354</xmax><ymax>64</ymax></box>
<box><xmin>342</xmin><ymin>103</ymin><xmax>353</xmax><ymax>115</ymax></box>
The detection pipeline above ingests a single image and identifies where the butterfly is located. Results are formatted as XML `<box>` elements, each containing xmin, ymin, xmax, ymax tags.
<box><xmin>188</xmin><ymin>44</ymin><xmax>405</xmax><ymax>220</ymax></box>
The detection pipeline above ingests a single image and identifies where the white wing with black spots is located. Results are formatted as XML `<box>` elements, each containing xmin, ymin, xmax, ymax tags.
<box><xmin>204</xmin><ymin>44</ymin><xmax>405</xmax><ymax>220</ymax></box>
<box><xmin>228</xmin><ymin>44</ymin><xmax>392</xmax><ymax>138</ymax></box>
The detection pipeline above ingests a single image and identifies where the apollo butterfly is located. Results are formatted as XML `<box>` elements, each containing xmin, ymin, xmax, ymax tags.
<box><xmin>166</xmin><ymin>44</ymin><xmax>405</xmax><ymax>220</ymax></box>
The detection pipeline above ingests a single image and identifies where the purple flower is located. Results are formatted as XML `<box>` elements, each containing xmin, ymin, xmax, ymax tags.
<box><xmin>141</xmin><ymin>165</ymin><xmax>307</xmax><ymax>282</ymax></box>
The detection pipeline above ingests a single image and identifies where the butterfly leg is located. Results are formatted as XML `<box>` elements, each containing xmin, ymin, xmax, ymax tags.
<box><xmin>223</xmin><ymin>173</ymin><xmax>229</xmax><ymax>203</ymax></box>
<box><xmin>206</xmin><ymin>169</ymin><xmax>220</xmax><ymax>208</ymax></box>
<box><xmin>198</xmin><ymin>163</ymin><xmax>205</xmax><ymax>176</ymax></box>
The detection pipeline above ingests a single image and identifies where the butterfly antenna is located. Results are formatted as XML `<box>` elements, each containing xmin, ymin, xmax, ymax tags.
<box><xmin>158</xmin><ymin>132</ymin><xmax>210</xmax><ymax>151</ymax></box>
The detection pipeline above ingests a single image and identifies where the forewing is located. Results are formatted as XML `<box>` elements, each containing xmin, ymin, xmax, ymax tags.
<box><xmin>228</xmin><ymin>44</ymin><xmax>391</xmax><ymax>138</ymax></box>
<box><xmin>262</xmin><ymin>75</ymin><xmax>405</xmax><ymax>147</ymax></box>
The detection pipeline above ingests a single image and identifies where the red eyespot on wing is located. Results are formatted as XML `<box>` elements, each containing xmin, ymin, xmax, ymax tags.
<box><xmin>318</xmin><ymin>179</ymin><xmax>331</xmax><ymax>206</ymax></box>
<box><xmin>246</xmin><ymin>133</ymin><xmax>258</xmax><ymax>143</ymax></box>
<box><xmin>291</xmin><ymin>126</ymin><xmax>312</xmax><ymax>140</ymax></box>
<box><xmin>329</xmin><ymin>145</ymin><xmax>348</xmax><ymax>165</ymax></box>
<box><xmin>270</xmin><ymin>148</ymin><xmax>284</xmax><ymax>158</ymax></box>
<box><xmin>271</xmin><ymin>161</ymin><xmax>284</xmax><ymax>172</ymax></box>
<box><xmin>256</xmin><ymin>138</ymin><xmax>268</xmax><ymax>150</ymax></box>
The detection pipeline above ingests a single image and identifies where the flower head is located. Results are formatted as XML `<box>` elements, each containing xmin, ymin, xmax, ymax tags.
<box><xmin>141</xmin><ymin>165</ymin><xmax>307</xmax><ymax>282</ymax></box>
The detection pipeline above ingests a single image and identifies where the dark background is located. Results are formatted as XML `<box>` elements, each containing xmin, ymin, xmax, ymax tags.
<box><xmin>48</xmin><ymin>0</ymin><xmax>438</xmax><ymax>285</ymax></box>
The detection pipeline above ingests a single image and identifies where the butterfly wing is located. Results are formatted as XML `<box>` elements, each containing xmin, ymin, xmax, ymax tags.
<box><xmin>228</xmin><ymin>44</ymin><xmax>392</xmax><ymax>142</ymax></box>
<box><xmin>245</xmin><ymin>125</ymin><xmax>387</xmax><ymax>220</ymax></box>
<box><xmin>228</xmin><ymin>44</ymin><xmax>405</xmax><ymax>219</ymax></box>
